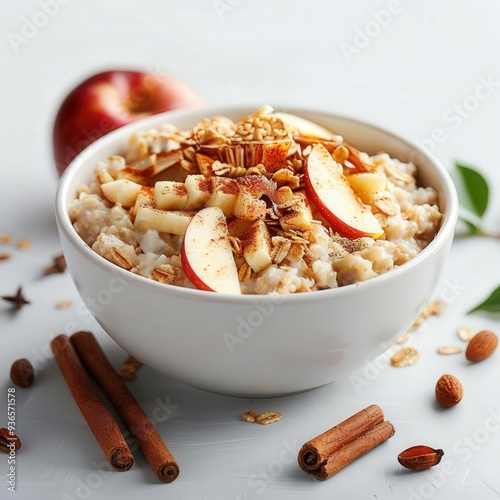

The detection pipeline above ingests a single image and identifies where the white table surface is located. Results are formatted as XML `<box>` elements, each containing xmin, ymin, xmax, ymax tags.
<box><xmin>2</xmin><ymin>1</ymin><xmax>500</xmax><ymax>499</ymax></box>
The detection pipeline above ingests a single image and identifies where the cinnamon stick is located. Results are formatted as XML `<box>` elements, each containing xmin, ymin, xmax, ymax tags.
<box><xmin>70</xmin><ymin>331</ymin><xmax>179</xmax><ymax>483</ymax></box>
<box><xmin>50</xmin><ymin>334</ymin><xmax>134</xmax><ymax>472</ymax></box>
<box><xmin>298</xmin><ymin>404</ymin><xmax>395</xmax><ymax>480</ymax></box>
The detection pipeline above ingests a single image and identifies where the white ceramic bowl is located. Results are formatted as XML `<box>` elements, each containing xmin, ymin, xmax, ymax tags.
<box><xmin>55</xmin><ymin>106</ymin><xmax>458</xmax><ymax>396</ymax></box>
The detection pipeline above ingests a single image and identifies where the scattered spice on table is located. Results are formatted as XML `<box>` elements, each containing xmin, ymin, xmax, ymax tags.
<box><xmin>1</xmin><ymin>286</ymin><xmax>30</xmax><ymax>310</ymax></box>
<box><xmin>43</xmin><ymin>253</ymin><xmax>67</xmax><ymax>276</ymax></box>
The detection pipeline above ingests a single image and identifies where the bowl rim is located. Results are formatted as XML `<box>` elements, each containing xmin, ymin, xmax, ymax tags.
<box><xmin>55</xmin><ymin>104</ymin><xmax>459</xmax><ymax>304</ymax></box>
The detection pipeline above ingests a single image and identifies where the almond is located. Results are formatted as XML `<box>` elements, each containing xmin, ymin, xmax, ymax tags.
<box><xmin>435</xmin><ymin>374</ymin><xmax>463</xmax><ymax>407</ymax></box>
<box><xmin>398</xmin><ymin>445</ymin><xmax>444</xmax><ymax>471</ymax></box>
<box><xmin>465</xmin><ymin>330</ymin><xmax>497</xmax><ymax>362</ymax></box>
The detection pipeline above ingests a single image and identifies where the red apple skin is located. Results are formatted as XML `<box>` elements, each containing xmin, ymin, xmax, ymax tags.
<box><xmin>303</xmin><ymin>161</ymin><xmax>382</xmax><ymax>240</ymax></box>
<box><xmin>53</xmin><ymin>70</ymin><xmax>202</xmax><ymax>176</ymax></box>
<box><xmin>181</xmin><ymin>242</ymin><xmax>216</xmax><ymax>293</ymax></box>
<box><xmin>304</xmin><ymin>171</ymin><xmax>367</xmax><ymax>239</ymax></box>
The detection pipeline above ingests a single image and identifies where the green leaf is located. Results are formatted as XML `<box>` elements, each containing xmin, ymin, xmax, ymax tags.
<box><xmin>469</xmin><ymin>285</ymin><xmax>500</xmax><ymax>313</ymax></box>
<box><xmin>455</xmin><ymin>163</ymin><xmax>489</xmax><ymax>218</ymax></box>
<box><xmin>458</xmin><ymin>217</ymin><xmax>480</xmax><ymax>235</ymax></box>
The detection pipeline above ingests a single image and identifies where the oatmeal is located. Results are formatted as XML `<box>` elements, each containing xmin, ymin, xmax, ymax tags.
<box><xmin>69</xmin><ymin>106</ymin><xmax>443</xmax><ymax>294</ymax></box>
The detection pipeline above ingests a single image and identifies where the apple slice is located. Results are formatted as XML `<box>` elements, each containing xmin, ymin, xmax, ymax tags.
<box><xmin>304</xmin><ymin>144</ymin><xmax>384</xmax><ymax>239</ymax></box>
<box><xmin>272</xmin><ymin>112</ymin><xmax>342</xmax><ymax>141</ymax></box>
<box><xmin>181</xmin><ymin>207</ymin><xmax>241</xmax><ymax>294</ymax></box>
<box><xmin>100</xmin><ymin>179</ymin><xmax>143</xmax><ymax>208</ymax></box>
<box><xmin>240</xmin><ymin>220</ymin><xmax>273</xmax><ymax>273</ymax></box>
<box><xmin>134</xmin><ymin>205</ymin><xmax>195</xmax><ymax>235</ymax></box>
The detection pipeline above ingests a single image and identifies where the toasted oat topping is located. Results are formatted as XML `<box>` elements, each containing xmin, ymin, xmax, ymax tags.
<box><xmin>437</xmin><ymin>345</ymin><xmax>462</xmax><ymax>355</ymax></box>
<box><xmin>391</xmin><ymin>347</ymin><xmax>419</xmax><ymax>367</ymax></box>
<box><xmin>55</xmin><ymin>299</ymin><xmax>73</xmax><ymax>309</ymax></box>
<box><xmin>0</xmin><ymin>233</ymin><xmax>12</xmax><ymax>245</ymax></box>
<box><xmin>410</xmin><ymin>300</ymin><xmax>445</xmax><ymax>330</ymax></box>
<box><xmin>15</xmin><ymin>238</ymin><xmax>31</xmax><ymax>249</ymax></box>
<box><xmin>241</xmin><ymin>410</ymin><xmax>282</xmax><ymax>425</ymax></box>
<box><xmin>457</xmin><ymin>326</ymin><xmax>473</xmax><ymax>342</ymax></box>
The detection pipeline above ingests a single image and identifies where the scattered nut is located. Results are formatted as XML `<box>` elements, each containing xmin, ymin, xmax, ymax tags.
<box><xmin>391</xmin><ymin>347</ymin><xmax>419</xmax><ymax>367</ymax></box>
<box><xmin>0</xmin><ymin>428</ymin><xmax>21</xmax><ymax>452</ymax></box>
<box><xmin>118</xmin><ymin>355</ymin><xmax>142</xmax><ymax>381</ymax></box>
<box><xmin>410</xmin><ymin>300</ymin><xmax>445</xmax><ymax>330</ymax></box>
<box><xmin>0</xmin><ymin>233</ymin><xmax>12</xmax><ymax>245</ymax></box>
<box><xmin>465</xmin><ymin>330</ymin><xmax>498</xmax><ymax>362</ymax></box>
<box><xmin>241</xmin><ymin>410</ymin><xmax>258</xmax><ymax>423</ymax></box>
<box><xmin>398</xmin><ymin>445</ymin><xmax>444</xmax><ymax>471</ymax></box>
<box><xmin>10</xmin><ymin>358</ymin><xmax>34</xmax><ymax>387</ymax></box>
<box><xmin>457</xmin><ymin>326</ymin><xmax>473</xmax><ymax>342</ymax></box>
<box><xmin>396</xmin><ymin>333</ymin><xmax>410</xmax><ymax>344</ymax></box>
<box><xmin>241</xmin><ymin>410</ymin><xmax>282</xmax><ymax>425</ymax></box>
<box><xmin>0</xmin><ymin>253</ymin><xmax>12</xmax><ymax>261</ymax></box>
<box><xmin>255</xmin><ymin>412</ymin><xmax>282</xmax><ymax>425</ymax></box>
<box><xmin>435</xmin><ymin>374</ymin><xmax>463</xmax><ymax>407</ymax></box>
<box><xmin>437</xmin><ymin>345</ymin><xmax>462</xmax><ymax>355</ymax></box>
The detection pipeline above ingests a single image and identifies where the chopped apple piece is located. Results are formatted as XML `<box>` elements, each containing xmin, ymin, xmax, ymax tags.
<box><xmin>240</xmin><ymin>220</ymin><xmax>273</xmax><ymax>273</ymax></box>
<box><xmin>279</xmin><ymin>194</ymin><xmax>313</xmax><ymax>232</ymax></box>
<box><xmin>181</xmin><ymin>207</ymin><xmax>241</xmax><ymax>294</ymax></box>
<box><xmin>185</xmin><ymin>174</ymin><xmax>212</xmax><ymax>209</ymax></box>
<box><xmin>346</xmin><ymin>172</ymin><xmax>386</xmax><ymax>193</ymax></box>
<box><xmin>273</xmin><ymin>186</ymin><xmax>295</xmax><ymax>206</ymax></box>
<box><xmin>345</xmin><ymin>172</ymin><xmax>387</xmax><ymax>204</ymax></box>
<box><xmin>132</xmin><ymin>187</ymin><xmax>154</xmax><ymax>216</ymax></box>
<box><xmin>100</xmin><ymin>179</ymin><xmax>143</xmax><ymax>208</ymax></box>
<box><xmin>232</xmin><ymin>190</ymin><xmax>267</xmax><ymax>221</ymax></box>
<box><xmin>304</xmin><ymin>144</ymin><xmax>384</xmax><ymax>239</ymax></box>
<box><xmin>206</xmin><ymin>177</ymin><xmax>239</xmax><ymax>216</ymax></box>
<box><xmin>154</xmin><ymin>181</ymin><xmax>189</xmax><ymax>210</ymax></box>
<box><xmin>254</xmin><ymin>141</ymin><xmax>291</xmax><ymax>171</ymax></box>
<box><xmin>232</xmin><ymin>176</ymin><xmax>276</xmax><ymax>221</ymax></box>
<box><xmin>134</xmin><ymin>205</ymin><xmax>195</xmax><ymax>235</ymax></box>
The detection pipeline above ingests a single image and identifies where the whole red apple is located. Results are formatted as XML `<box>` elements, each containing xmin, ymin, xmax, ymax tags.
<box><xmin>53</xmin><ymin>70</ymin><xmax>202</xmax><ymax>176</ymax></box>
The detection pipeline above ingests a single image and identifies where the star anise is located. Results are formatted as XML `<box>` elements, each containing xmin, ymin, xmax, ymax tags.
<box><xmin>1</xmin><ymin>287</ymin><xmax>30</xmax><ymax>310</ymax></box>
<box><xmin>43</xmin><ymin>253</ymin><xmax>67</xmax><ymax>276</ymax></box>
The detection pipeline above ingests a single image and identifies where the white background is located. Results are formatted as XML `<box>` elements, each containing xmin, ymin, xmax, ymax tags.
<box><xmin>1</xmin><ymin>1</ymin><xmax>500</xmax><ymax>499</ymax></box>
